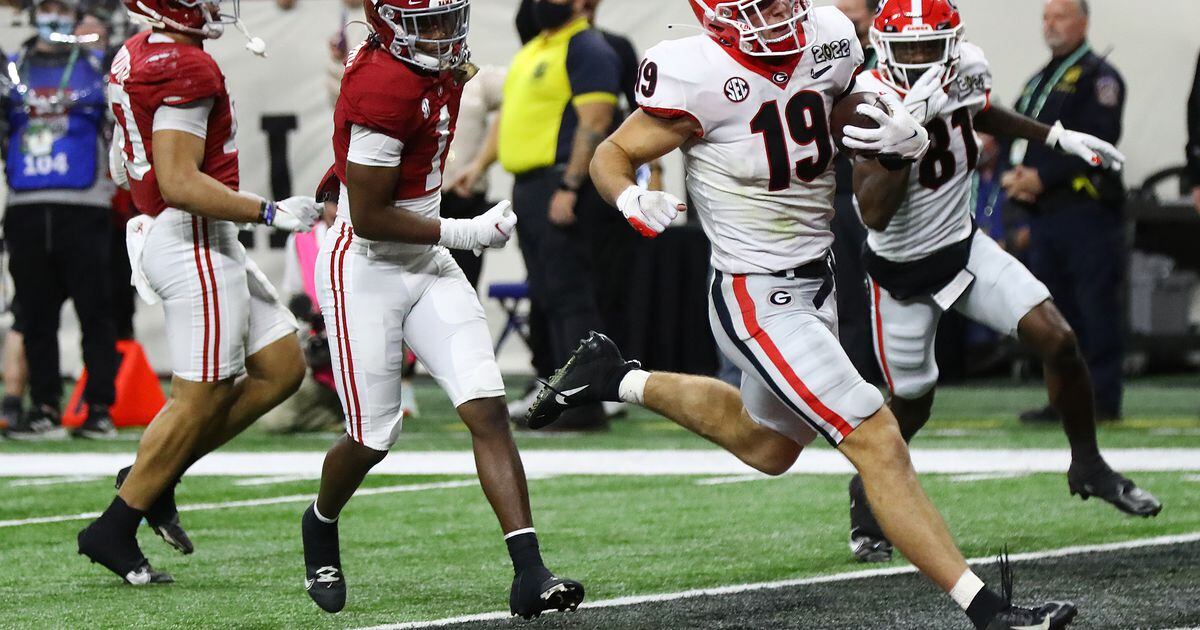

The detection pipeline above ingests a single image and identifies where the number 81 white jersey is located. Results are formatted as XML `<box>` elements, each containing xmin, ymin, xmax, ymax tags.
<box><xmin>855</xmin><ymin>42</ymin><xmax>993</xmax><ymax>263</ymax></box>
<box><xmin>636</xmin><ymin>6</ymin><xmax>863</xmax><ymax>275</ymax></box>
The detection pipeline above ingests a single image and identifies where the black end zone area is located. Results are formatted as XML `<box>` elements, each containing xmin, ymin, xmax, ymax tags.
<box><xmin>454</xmin><ymin>541</ymin><xmax>1200</xmax><ymax>629</ymax></box>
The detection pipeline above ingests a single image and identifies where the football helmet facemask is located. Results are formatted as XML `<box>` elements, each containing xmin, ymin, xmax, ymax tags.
<box><xmin>366</xmin><ymin>0</ymin><xmax>471</xmax><ymax>72</ymax></box>
<box><xmin>870</xmin><ymin>0</ymin><xmax>964</xmax><ymax>91</ymax></box>
<box><xmin>690</xmin><ymin>0</ymin><xmax>811</xmax><ymax>58</ymax></box>
<box><xmin>123</xmin><ymin>0</ymin><xmax>240</xmax><ymax>40</ymax></box>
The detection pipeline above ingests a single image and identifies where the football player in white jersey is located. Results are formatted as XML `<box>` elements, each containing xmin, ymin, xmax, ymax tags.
<box><xmin>847</xmin><ymin>0</ymin><xmax>1160</xmax><ymax>564</ymax></box>
<box><xmin>527</xmin><ymin>1</ymin><xmax>1074</xmax><ymax>628</ymax></box>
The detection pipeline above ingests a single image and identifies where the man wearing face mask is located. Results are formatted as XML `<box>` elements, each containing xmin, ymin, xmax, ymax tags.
<box><xmin>1</xmin><ymin>0</ymin><xmax>118</xmax><ymax>440</ymax></box>
<box><xmin>498</xmin><ymin>0</ymin><xmax>622</xmax><ymax>430</ymax></box>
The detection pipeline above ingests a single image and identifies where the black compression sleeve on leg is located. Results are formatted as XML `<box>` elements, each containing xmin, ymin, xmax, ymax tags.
<box><xmin>505</xmin><ymin>531</ymin><xmax>545</xmax><ymax>575</ymax></box>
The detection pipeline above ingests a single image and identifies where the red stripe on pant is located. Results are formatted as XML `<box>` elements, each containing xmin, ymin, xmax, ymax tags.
<box><xmin>870</xmin><ymin>280</ymin><xmax>896</xmax><ymax>396</ymax></box>
<box><xmin>328</xmin><ymin>226</ymin><xmax>357</xmax><ymax>443</ymax></box>
<box><xmin>191</xmin><ymin>216</ymin><xmax>211</xmax><ymax>382</ymax></box>
<box><xmin>337</xmin><ymin>227</ymin><xmax>364</xmax><ymax>445</ymax></box>
<box><xmin>201</xmin><ymin>218</ymin><xmax>221</xmax><ymax>381</ymax></box>
<box><xmin>730</xmin><ymin>274</ymin><xmax>855</xmax><ymax>440</ymax></box>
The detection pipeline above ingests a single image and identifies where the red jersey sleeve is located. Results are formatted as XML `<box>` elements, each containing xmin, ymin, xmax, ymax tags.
<box><xmin>130</xmin><ymin>45</ymin><xmax>225</xmax><ymax>109</ymax></box>
<box><xmin>338</xmin><ymin>45</ymin><xmax>421</xmax><ymax>141</ymax></box>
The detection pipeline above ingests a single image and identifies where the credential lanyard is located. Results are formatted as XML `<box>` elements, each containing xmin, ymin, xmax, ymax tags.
<box><xmin>1010</xmin><ymin>43</ymin><xmax>1091</xmax><ymax>165</ymax></box>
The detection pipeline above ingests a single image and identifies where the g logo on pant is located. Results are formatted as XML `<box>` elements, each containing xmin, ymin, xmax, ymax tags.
<box><xmin>769</xmin><ymin>290</ymin><xmax>793</xmax><ymax>306</ymax></box>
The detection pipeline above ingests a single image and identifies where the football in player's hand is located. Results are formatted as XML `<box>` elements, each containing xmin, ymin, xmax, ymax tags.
<box><xmin>831</xmin><ymin>92</ymin><xmax>887</xmax><ymax>157</ymax></box>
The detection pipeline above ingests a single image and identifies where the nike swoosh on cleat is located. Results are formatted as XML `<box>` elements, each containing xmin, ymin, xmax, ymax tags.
<box><xmin>554</xmin><ymin>385</ymin><xmax>589</xmax><ymax>405</ymax></box>
<box><xmin>305</xmin><ymin>578</ymin><xmax>315</xmax><ymax>590</ymax></box>
<box><xmin>811</xmin><ymin>65</ymin><xmax>833</xmax><ymax>80</ymax></box>
<box><xmin>125</xmin><ymin>569</ymin><xmax>152</xmax><ymax>585</ymax></box>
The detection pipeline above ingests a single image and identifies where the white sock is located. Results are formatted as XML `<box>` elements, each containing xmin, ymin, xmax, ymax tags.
<box><xmin>618</xmin><ymin>369</ymin><xmax>651</xmax><ymax>405</ymax></box>
<box><xmin>504</xmin><ymin>527</ymin><xmax>536</xmax><ymax>540</ymax></box>
<box><xmin>311</xmin><ymin>501</ymin><xmax>337</xmax><ymax>524</ymax></box>
<box><xmin>949</xmin><ymin>569</ymin><xmax>986</xmax><ymax>611</ymax></box>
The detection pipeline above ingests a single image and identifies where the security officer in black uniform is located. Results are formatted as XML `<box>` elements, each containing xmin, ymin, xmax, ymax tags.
<box><xmin>1002</xmin><ymin>0</ymin><xmax>1126</xmax><ymax>422</ymax></box>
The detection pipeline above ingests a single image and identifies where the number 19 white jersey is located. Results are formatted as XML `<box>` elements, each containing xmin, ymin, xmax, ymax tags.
<box><xmin>636</xmin><ymin>7</ymin><xmax>863</xmax><ymax>275</ymax></box>
<box><xmin>856</xmin><ymin>42</ymin><xmax>992</xmax><ymax>262</ymax></box>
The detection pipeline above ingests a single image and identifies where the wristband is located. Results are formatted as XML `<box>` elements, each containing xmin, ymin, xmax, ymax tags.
<box><xmin>1045</xmin><ymin>121</ymin><xmax>1065</xmax><ymax>148</ymax></box>
<box><xmin>437</xmin><ymin>217</ymin><xmax>473</xmax><ymax>251</ymax></box>
<box><xmin>259</xmin><ymin>199</ymin><xmax>276</xmax><ymax>226</ymax></box>
<box><xmin>558</xmin><ymin>178</ymin><xmax>581</xmax><ymax>193</ymax></box>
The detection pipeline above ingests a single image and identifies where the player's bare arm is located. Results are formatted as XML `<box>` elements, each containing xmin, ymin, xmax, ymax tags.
<box><xmin>345</xmin><ymin>160</ymin><xmax>439</xmax><ymax>243</ymax></box>
<box><xmin>976</xmin><ymin>103</ymin><xmax>1125</xmax><ymax>170</ymax></box>
<box><xmin>974</xmin><ymin>104</ymin><xmax>1051</xmax><ymax>144</ymax></box>
<box><xmin>591</xmin><ymin>110</ymin><xmax>693</xmax><ymax>237</ymax></box>
<box><xmin>153</xmin><ymin>129</ymin><xmax>267</xmax><ymax>223</ymax></box>
<box><xmin>853</xmin><ymin>158</ymin><xmax>911</xmax><ymax>231</ymax></box>
<box><xmin>592</xmin><ymin>110</ymin><xmax>695</xmax><ymax>203</ymax></box>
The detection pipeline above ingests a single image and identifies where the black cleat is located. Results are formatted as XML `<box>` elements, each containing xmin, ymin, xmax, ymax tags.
<box><xmin>1068</xmin><ymin>461</ymin><xmax>1162</xmax><ymax>517</ymax></box>
<box><xmin>985</xmin><ymin>551</ymin><xmax>1075</xmax><ymax>630</ymax></box>
<box><xmin>5</xmin><ymin>406</ymin><xmax>68</xmax><ymax>441</ymax></box>
<box><xmin>77</xmin><ymin>521</ymin><xmax>173</xmax><ymax>585</ymax></box>
<box><xmin>115</xmin><ymin>466</ymin><xmax>194</xmax><ymax>554</ymax></box>
<box><xmin>72</xmin><ymin>405</ymin><xmax>117</xmax><ymax>440</ymax></box>
<box><xmin>848</xmin><ymin>474</ymin><xmax>892</xmax><ymax>563</ymax></box>
<box><xmin>526</xmin><ymin>332</ymin><xmax>639</xmax><ymax>430</ymax></box>
<box><xmin>1038</xmin><ymin>601</ymin><xmax>1079</xmax><ymax>629</ymax></box>
<box><xmin>509</xmin><ymin>566</ymin><xmax>585</xmax><ymax>620</ymax></box>
<box><xmin>302</xmin><ymin>504</ymin><xmax>346</xmax><ymax>613</ymax></box>
<box><xmin>1018</xmin><ymin>405</ymin><xmax>1059</xmax><ymax>425</ymax></box>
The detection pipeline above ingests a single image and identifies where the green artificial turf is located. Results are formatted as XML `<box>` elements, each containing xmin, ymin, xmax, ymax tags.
<box><xmin>1</xmin><ymin>472</ymin><xmax>1197</xmax><ymax>628</ymax></box>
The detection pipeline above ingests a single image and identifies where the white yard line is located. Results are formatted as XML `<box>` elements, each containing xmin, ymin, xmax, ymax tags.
<box><xmin>233</xmin><ymin>475</ymin><xmax>319</xmax><ymax>487</ymax></box>
<box><xmin>948</xmin><ymin>472</ymin><xmax>1030</xmax><ymax>483</ymax></box>
<box><xmin>357</xmin><ymin>531</ymin><xmax>1200</xmax><ymax>629</ymax></box>
<box><xmin>3</xmin><ymin>448</ymin><xmax>1200</xmax><ymax>477</ymax></box>
<box><xmin>694</xmin><ymin>474</ymin><xmax>770</xmax><ymax>486</ymax></box>
<box><xmin>0</xmin><ymin>479</ymin><xmax>480</xmax><ymax>528</ymax></box>
<box><xmin>8</xmin><ymin>475</ymin><xmax>102</xmax><ymax>487</ymax></box>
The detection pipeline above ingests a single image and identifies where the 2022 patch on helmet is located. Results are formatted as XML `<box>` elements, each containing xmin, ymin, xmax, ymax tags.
<box><xmin>870</xmin><ymin>0</ymin><xmax>964</xmax><ymax>91</ymax></box>
<box><xmin>689</xmin><ymin>0</ymin><xmax>812</xmax><ymax>58</ymax></box>
<box><xmin>365</xmin><ymin>0</ymin><xmax>471</xmax><ymax>72</ymax></box>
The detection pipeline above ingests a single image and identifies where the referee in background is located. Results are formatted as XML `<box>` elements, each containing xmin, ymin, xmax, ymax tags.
<box><xmin>499</xmin><ymin>0</ymin><xmax>620</xmax><ymax>430</ymax></box>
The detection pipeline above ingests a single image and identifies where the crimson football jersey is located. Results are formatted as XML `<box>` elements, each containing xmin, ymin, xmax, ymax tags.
<box><xmin>332</xmin><ymin>40</ymin><xmax>463</xmax><ymax>201</ymax></box>
<box><xmin>109</xmin><ymin>31</ymin><xmax>240</xmax><ymax>217</ymax></box>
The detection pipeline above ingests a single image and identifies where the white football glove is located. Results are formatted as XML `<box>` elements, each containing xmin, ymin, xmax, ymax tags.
<box><xmin>903</xmin><ymin>65</ymin><xmax>951</xmax><ymax>126</ymax></box>
<box><xmin>616</xmin><ymin>185</ymin><xmax>685</xmax><ymax>239</ymax></box>
<box><xmin>439</xmin><ymin>200</ymin><xmax>517</xmax><ymax>255</ymax></box>
<box><xmin>842</xmin><ymin>91</ymin><xmax>931</xmax><ymax>161</ymax></box>
<box><xmin>263</xmin><ymin>196</ymin><xmax>322</xmax><ymax>233</ymax></box>
<box><xmin>1046</xmin><ymin>121</ymin><xmax>1125</xmax><ymax>171</ymax></box>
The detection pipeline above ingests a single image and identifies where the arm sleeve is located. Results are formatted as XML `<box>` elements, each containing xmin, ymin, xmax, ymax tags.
<box><xmin>566</xmin><ymin>30</ymin><xmax>620</xmax><ymax>107</ymax></box>
<box><xmin>1036</xmin><ymin>66</ymin><xmax>1125</xmax><ymax>191</ymax></box>
<box><xmin>347</xmin><ymin>123</ymin><xmax>404</xmax><ymax>168</ymax></box>
<box><xmin>635</xmin><ymin>44</ymin><xmax>708</xmax><ymax>137</ymax></box>
<box><xmin>1187</xmin><ymin>53</ymin><xmax>1200</xmax><ymax>182</ymax></box>
<box><xmin>152</xmin><ymin>99</ymin><xmax>214</xmax><ymax>138</ymax></box>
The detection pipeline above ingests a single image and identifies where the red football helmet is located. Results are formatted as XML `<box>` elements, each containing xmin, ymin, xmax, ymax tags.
<box><xmin>123</xmin><ymin>0</ymin><xmax>239</xmax><ymax>39</ymax></box>
<box><xmin>870</xmin><ymin>0</ymin><xmax>964</xmax><ymax>91</ymax></box>
<box><xmin>366</xmin><ymin>0</ymin><xmax>471</xmax><ymax>72</ymax></box>
<box><xmin>690</xmin><ymin>0</ymin><xmax>811</xmax><ymax>58</ymax></box>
